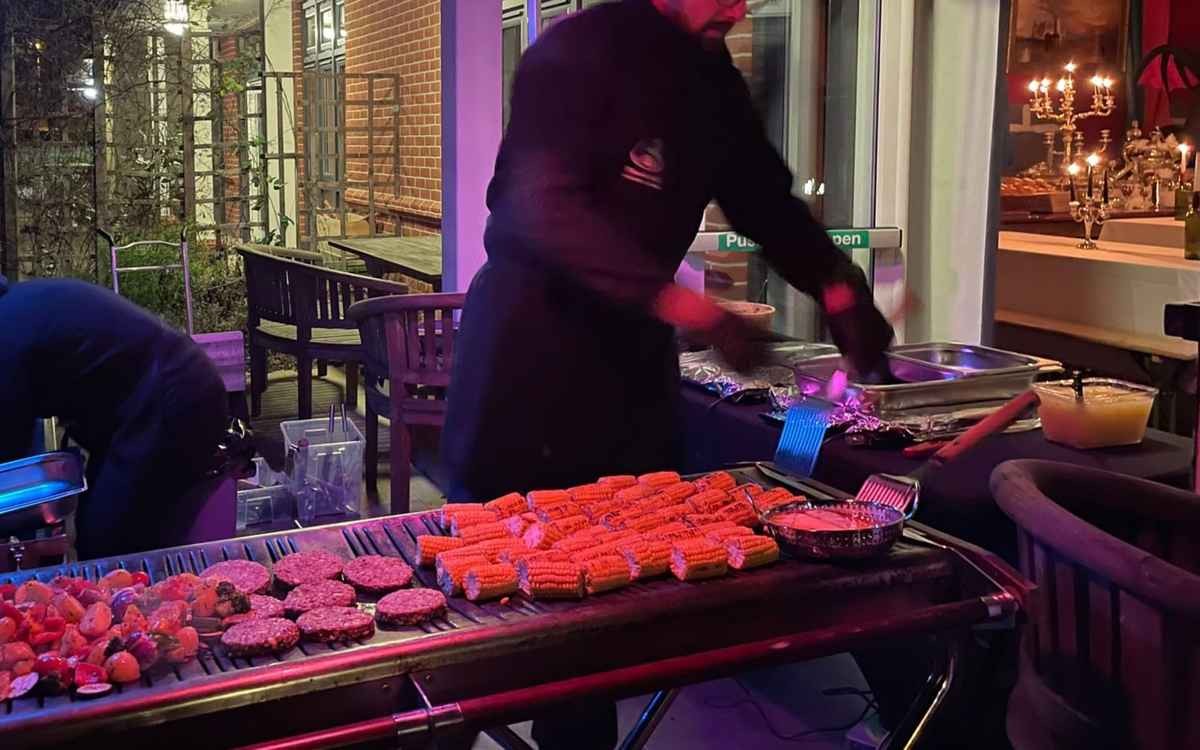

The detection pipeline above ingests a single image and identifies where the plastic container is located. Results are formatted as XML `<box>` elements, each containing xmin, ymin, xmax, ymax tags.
<box><xmin>281</xmin><ymin>417</ymin><xmax>365</xmax><ymax>525</ymax></box>
<box><xmin>1033</xmin><ymin>378</ymin><xmax>1157</xmax><ymax>449</ymax></box>
<box><xmin>236</xmin><ymin>485</ymin><xmax>296</xmax><ymax>532</ymax></box>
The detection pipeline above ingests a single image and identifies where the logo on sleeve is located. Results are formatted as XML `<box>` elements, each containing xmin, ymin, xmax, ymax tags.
<box><xmin>622</xmin><ymin>138</ymin><xmax>665</xmax><ymax>190</ymax></box>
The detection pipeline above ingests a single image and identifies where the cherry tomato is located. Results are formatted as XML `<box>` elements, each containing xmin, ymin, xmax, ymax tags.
<box><xmin>33</xmin><ymin>653</ymin><xmax>68</xmax><ymax>677</ymax></box>
<box><xmin>131</xmin><ymin>572</ymin><xmax>150</xmax><ymax>587</ymax></box>
<box><xmin>0</xmin><ymin>583</ymin><xmax>16</xmax><ymax>601</ymax></box>
<box><xmin>1</xmin><ymin>603</ymin><xmax>21</xmax><ymax>622</ymax></box>
<box><xmin>43</xmin><ymin>617</ymin><xmax>65</xmax><ymax>632</ymax></box>
<box><xmin>79</xmin><ymin>602</ymin><xmax>113</xmax><ymax>639</ymax></box>
<box><xmin>102</xmin><ymin>570</ymin><xmax>134</xmax><ymax>590</ymax></box>
<box><xmin>73</xmin><ymin>662</ymin><xmax>106</xmax><ymax>688</ymax></box>
<box><xmin>0</xmin><ymin>617</ymin><xmax>16</xmax><ymax>644</ymax></box>
<box><xmin>103</xmin><ymin>651</ymin><xmax>140</xmax><ymax>684</ymax></box>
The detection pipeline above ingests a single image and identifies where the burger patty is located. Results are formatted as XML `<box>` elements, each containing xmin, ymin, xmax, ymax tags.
<box><xmin>296</xmin><ymin>606</ymin><xmax>375</xmax><ymax>642</ymax></box>
<box><xmin>342</xmin><ymin>555</ymin><xmax>414</xmax><ymax>594</ymax></box>
<box><xmin>273</xmin><ymin>551</ymin><xmax>345</xmax><ymax>588</ymax></box>
<box><xmin>375</xmin><ymin>588</ymin><xmax>447</xmax><ymax>626</ymax></box>
<box><xmin>220</xmin><ymin>617</ymin><xmax>300</xmax><ymax>657</ymax></box>
<box><xmin>284</xmin><ymin>580</ymin><xmax>357</xmax><ymax>617</ymax></box>
<box><xmin>222</xmin><ymin>594</ymin><xmax>286</xmax><ymax>626</ymax></box>
<box><xmin>200</xmin><ymin>560</ymin><xmax>272</xmax><ymax>595</ymax></box>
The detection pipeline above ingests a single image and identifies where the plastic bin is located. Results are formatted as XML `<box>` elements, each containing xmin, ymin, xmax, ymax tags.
<box><xmin>236</xmin><ymin>485</ymin><xmax>296</xmax><ymax>533</ymax></box>
<box><xmin>1033</xmin><ymin>378</ymin><xmax>1157</xmax><ymax>449</ymax></box>
<box><xmin>281</xmin><ymin>417</ymin><xmax>365</xmax><ymax>525</ymax></box>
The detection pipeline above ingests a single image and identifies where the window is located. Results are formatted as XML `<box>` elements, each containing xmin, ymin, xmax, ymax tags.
<box><xmin>303</xmin><ymin>0</ymin><xmax>345</xmax><ymax>217</ymax></box>
<box><xmin>303</xmin><ymin>0</ymin><xmax>345</xmax><ymax>69</ymax></box>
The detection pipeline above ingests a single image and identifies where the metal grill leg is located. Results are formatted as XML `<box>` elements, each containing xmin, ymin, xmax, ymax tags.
<box><xmin>617</xmin><ymin>689</ymin><xmax>679</xmax><ymax>750</ymax></box>
<box><xmin>880</xmin><ymin>636</ymin><xmax>964</xmax><ymax>750</ymax></box>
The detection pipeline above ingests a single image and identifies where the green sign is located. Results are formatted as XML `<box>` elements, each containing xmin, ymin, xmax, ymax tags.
<box><xmin>716</xmin><ymin>233</ymin><xmax>760</xmax><ymax>252</ymax></box>
<box><xmin>695</xmin><ymin>227</ymin><xmax>901</xmax><ymax>254</ymax></box>
<box><xmin>826</xmin><ymin>229</ymin><xmax>870</xmax><ymax>249</ymax></box>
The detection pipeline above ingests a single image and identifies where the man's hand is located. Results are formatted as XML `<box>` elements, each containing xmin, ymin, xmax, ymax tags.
<box><xmin>653</xmin><ymin>284</ymin><xmax>770</xmax><ymax>373</ymax></box>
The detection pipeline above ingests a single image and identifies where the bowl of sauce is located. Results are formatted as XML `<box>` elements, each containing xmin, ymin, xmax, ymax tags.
<box><xmin>1033</xmin><ymin>378</ymin><xmax>1157</xmax><ymax>450</ymax></box>
<box><xmin>761</xmin><ymin>500</ymin><xmax>906</xmax><ymax>560</ymax></box>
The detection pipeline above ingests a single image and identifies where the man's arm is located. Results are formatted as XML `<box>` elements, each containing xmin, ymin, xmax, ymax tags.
<box><xmin>711</xmin><ymin>70</ymin><xmax>893</xmax><ymax>376</ymax></box>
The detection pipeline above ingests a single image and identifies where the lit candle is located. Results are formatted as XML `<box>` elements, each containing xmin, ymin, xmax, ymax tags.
<box><xmin>1056</xmin><ymin>78</ymin><xmax>1067</xmax><ymax>92</ymax></box>
<box><xmin>1065</xmin><ymin>61</ymin><xmax>1077</xmax><ymax>73</ymax></box>
<box><xmin>1086</xmin><ymin>153</ymin><xmax>1100</xmax><ymax>198</ymax></box>
<box><xmin>1028</xmin><ymin>80</ymin><xmax>1039</xmax><ymax>93</ymax></box>
<box><xmin>1180</xmin><ymin>144</ymin><xmax>1191</xmax><ymax>180</ymax></box>
<box><xmin>1067</xmin><ymin>163</ymin><xmax>1080</xmax><ymax>203</ymax></box>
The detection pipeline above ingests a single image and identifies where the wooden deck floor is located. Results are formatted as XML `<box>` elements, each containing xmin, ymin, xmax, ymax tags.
<box><xmin>246</xmin><ymin>370</ymin><xmax>446</xmax><ymax>516</ymax></box>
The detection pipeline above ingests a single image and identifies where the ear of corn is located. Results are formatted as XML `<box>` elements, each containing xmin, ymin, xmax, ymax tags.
<box><xmin>704</xmin><ymin>525</ymin><xmax>756</xmax><ymax>543</ymax></box>
<box><xmin>714</xmin><ymin>501</ymin><xmax>759</xmax><ymax>528</ymax></box>
<box><xmin>551</xmin><ymin>526</ymin><xmax>609</xmax><ymax>553</ymax></box>
<box><xmin>670</xmin><ymin>537</ymin><xmax>729</xmax><ymax>581</ymax></box>
<box><xmin>463</xmin><ymin>562</ymin><xmax>519</xmax><ymax>601</ymax></box>
<box><xmin>484</xmin><ymin>492</ymin><xmax>529</xmax><ymax>517</ymax></box>
<box><xmin>580</xmin><ymin>499</ymin><xmax>624</xmax><ymax>522</ymax></box>
<box><xmin>438</xmin><ymin>503</ymin><xmax>485</xmax><ymax>531</ymax></box>
<box><xmin>618</xmin><ymin>538</ymin><xmax>672</xmax><ymax>580</ymax></box>
<box><xmin>694</xmin><ymin>471</ymin><xmax>736</xmax><ymax>492</ymax></box>
<box><xmin>656</xmin><ymin>481</ymin><xmax>697</xmax><ymax>503</ymax></box>
<box><xmin>725</xmin><ymin>535</ymin><xmax>781</xmax><ymax>570</ymax></box>
<box><xmin>638</xmin><ymin>470</ymin><xmax>681</xmax><ymax>488</ymax></box>
<box><xmin>645</xmin><ymin>522</ymin><xmax>695</xmax><ymax>543</ymax></box>
<box><xmin>755</xmin><ymin>488</ymin><xmax>800</xmax><ymax>512</ymax></box>
<box><xmin>526</xmin><ymin>489</ymin><xmax>572</xmax><ymax>509</ymax></box>
<box><xmin>598</xmin><ymin>475</ymin><xmax>638</xmax><ymax>488</ymax></box>
<box><xmin>613</xmin><ymin>484</ymin><xmax>652</xmax><ymax>504</ymax></box>
<box><xmin>437</xmin><ymin>554</ymin><xmax>489</xmax><ymax>595</ymax></box>
<box><xmin>449</xmin><ymin>509</ymin><xmax>502</xmax><ymax>536</ymax></box>
<box><xmin>687</xmin><ymin>489</ymin><xmax>732</xmax><ymax>514</ymax></box>
<box><xmin>583</xmin><ymin>554</ymin><xmax>632</xmax><ymax>594</ymax></box>
<box><xmin>458</xmin><ymin>519</ymin><xmax>512</xmax><ymax>545</ymax></box>
<box><xmin>733</xmin><ymin>483</ymin><xmax>764</xmax><ymax>497</ymax></box>
<box><xmin>518</xmin><ymin>559</ymin><xmax>586</xmax><ymax>599</ymax></box>
<box><xmin>503</xmin><ymin>514</ymin><xmax>531</xmax><ymax>537</ymax></box>
<box><xmin>534</xmin><ymin>502</ymin><xmax>585</xmax><ymax>522</ymax></box>
<box><xmin>567</xmin><ymin>483</ymin><xmax>617</xmax><ymax>504</ymax></box>
<box><xmin>417</xmin><ymin>535</ymin><xmax>466</xmax><ymax>567</ymax></box>
<box><xmin>684</xmin><ymin>513</ymin><xmax>724</xmax><ymax>528</ymax></box>
<box><xmin>439</xmin><ymin>538</ymin><xmax>524</xmax><ymax>566</ymax></box>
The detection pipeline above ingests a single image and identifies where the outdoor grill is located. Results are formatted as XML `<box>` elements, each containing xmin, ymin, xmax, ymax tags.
<box><xmin>0</xmin><ymin>469</ymin><xmax>1028</xmax><ymax>749</ymax></box>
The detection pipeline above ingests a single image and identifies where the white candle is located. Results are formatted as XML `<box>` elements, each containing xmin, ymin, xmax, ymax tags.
<box><xmin>1086</xmin><ymin>153</ymin><xmax>1101</xmax><ymax>198</ymax></box>
<box><xmin>1181</xmin><ymin>144</ymin><xmax>1191</xmax><ymax>181</ymax></box>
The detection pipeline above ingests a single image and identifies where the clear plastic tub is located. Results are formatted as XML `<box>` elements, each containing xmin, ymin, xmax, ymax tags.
<box><xmin>281</xmin><ymin>417</ymin><xmax>365</xmax><ymax>525</ymax></box>
<box><xmin>1033</xmin><ymin>378</ymin><xmax>1157</xmax><ymax>449</ymax></box>
<box><xmin>236</xmin><ymin>485</ymin><xmax>295</xmax><ymax>532</ymax></box>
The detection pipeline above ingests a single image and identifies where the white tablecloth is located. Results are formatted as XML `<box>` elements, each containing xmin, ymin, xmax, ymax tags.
<box><xmin>1099</xmin><ymin>217</ymin><xmax>1184</xmax><ymax>248</ymax></box>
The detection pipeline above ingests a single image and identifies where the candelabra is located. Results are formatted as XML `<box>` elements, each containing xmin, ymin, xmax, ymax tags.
<box><xmin>1067</xmin><ymin>155</ymin><xmax>1112</xmax><ymax>248</ymax></box>
<box><xmin>1027</xmin><ymin>62</ymin><xmax>1116</xmax><ymax>180</ymax></box>
<box><xmin>1069</xmin><ymin>197</ymin><xmax>1111</xmax><ymax>248</ymax></box>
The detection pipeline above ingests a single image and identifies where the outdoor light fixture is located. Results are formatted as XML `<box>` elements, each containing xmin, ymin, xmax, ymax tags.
<box><xmin>164</xmin><ymin>0</ymin><xmax>188</xmax><ymax>35</ymax></box>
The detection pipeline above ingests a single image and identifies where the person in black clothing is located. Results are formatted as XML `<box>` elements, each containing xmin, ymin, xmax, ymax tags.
<box><xmin>0</xmin><ymin>276</ymin><xmax>231</xmax><ymax>560</ymax></box>
<box><xmin>441</xmin><ymin>1</ymin><xmax>894</xmax><ymax>747</ymax></box>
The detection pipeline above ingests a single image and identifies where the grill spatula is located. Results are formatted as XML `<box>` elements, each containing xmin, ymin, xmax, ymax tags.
<box><xmin>854</xmin><ymin>389</ymin><xmax>1040</xmax><ymax>517</ymax></box>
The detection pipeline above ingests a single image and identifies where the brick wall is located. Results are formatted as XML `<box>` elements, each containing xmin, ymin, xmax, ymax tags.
<box><xmin>219</xmin><ymin>35</ymin><xmax>242</xmax><ymax>229</ymax></box>
<box><xmin>291</xmin><ymin>0</ymin><xmax>441</xmax><ymax>241</ymax></box>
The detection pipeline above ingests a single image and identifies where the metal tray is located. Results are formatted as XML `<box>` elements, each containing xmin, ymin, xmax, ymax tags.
<box><xmin>891</xmin><ymin>342</ymin><xmax>1042</xmax><ymax>374</ymax></box>
<box><xmin>793</xmin><ymin>353</ymin><xmax>1038</xmax><ymax>416</ymax></box>
<box><xmin>0</xmin><ymin>452</ymin><xmax>86</xmax><ymax>536</ymax></box>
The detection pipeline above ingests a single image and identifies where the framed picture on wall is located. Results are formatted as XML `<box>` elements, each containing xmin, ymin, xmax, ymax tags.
<box><xmin>1007</xmin><ymin>0</ymin><xmax>1130</xmax><ymax>76</ymax></box>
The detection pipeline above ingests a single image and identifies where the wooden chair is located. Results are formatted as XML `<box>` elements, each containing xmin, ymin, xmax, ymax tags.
<box><xmin>990</xmin><ymin>460</ymin><xmax>1200</xmax><ymax>750</ymax></box>
<box><xmin>346</xmin><ymin>292</ymin><xmax>465</xmax><ymax>514</ymax></box>
<box><xmin>238</xmin><ymin>245</ymin><xmax>409</xmax><ymax>420</ymax></box>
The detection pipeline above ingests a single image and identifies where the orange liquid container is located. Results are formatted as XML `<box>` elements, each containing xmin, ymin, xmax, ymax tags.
<box><xmin>1033</xmin><ymin>379</ymin><xmax>1157</xmax><ymax>450</ymax></box>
